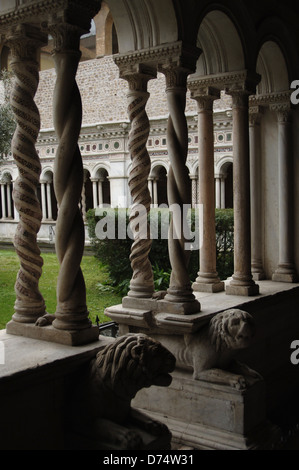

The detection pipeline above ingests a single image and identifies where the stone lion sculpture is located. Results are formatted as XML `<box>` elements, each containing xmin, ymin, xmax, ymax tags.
<box><xmin>67</xmin><ymin>333</ymin><xmax>176</xmax><ymax>450</ymax></box>
<box><xmin>155</xmin><ymin>309</ymin><xmax>259</xmax><ymax>387</ymax></box>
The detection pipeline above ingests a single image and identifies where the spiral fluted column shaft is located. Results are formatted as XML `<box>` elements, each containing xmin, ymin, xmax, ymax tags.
<box><xmin>125</xmin><ymin>73</ymin><xmax>154</xmax><ymax>298</ymax></box>
<box><xmin>8</xmin><ymin>30</ymin><xmax>46</xmax><ymax>323</ymax></box>
<box><xmin>162</xmin><ymin>68</ymin><xmax>195</xmax><ymax>303</ymax></box>
<box><xmin>51</xmin><ymin>27</ymin><xmax>90</xmax><ymax>330</ymax></box>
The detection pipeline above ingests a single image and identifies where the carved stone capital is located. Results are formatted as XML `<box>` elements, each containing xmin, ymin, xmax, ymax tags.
<box><xmin>188</xmin><ymin>82</ymin><xmax>220</xmax><ymax>99</ymax></box>
<box><xmin>5</xmin><ymin>24</ymin><xmax>47</xmax><ymax>62</ymax></box>
<box><xmin>249</xmin><ymin>105</ymin><xmax>263</xmax><ymax>126</ymax></box>
<box><xmin>269</xmin><ymin>102</ymin><xmax>292</xmax><ymax>123</ymax></box>
<box><xmin>161</xmin><ymin>65</ymin><xmax>190</xmax><ymax>92</ymax></box>
<box><xmin>48</xmin><ymin>21</ymin><xmax>83</xmax><ymax>54</ymax></box>
<box><xmin>119</xmin><ymin>64</ymin><xmax>157</xmax><ymax>92</ymax></box>
<box><xmin>188</xmin><ymin>83</ymin><xmax>220</xmax><ymax>112</ymax></box>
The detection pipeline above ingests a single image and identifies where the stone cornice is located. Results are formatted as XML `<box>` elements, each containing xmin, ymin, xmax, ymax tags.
<box><xmin>114</xmin><ymin>41</ymin><xmax>200</xmax><ymax>76</ymax></box>
<box><xmin>188</xmin><ymin>70</ymin><xmax>260</xmax><ymax>95</ymax></box>
<box><xmin>249</xmin><ymin>91</ymin><xmax>292</xmax><ymax>108</ymax></box>
<box><xmin>0</xmin><ymin>0</ymin><xmax>102</xmax><ymax>36</ymax></box>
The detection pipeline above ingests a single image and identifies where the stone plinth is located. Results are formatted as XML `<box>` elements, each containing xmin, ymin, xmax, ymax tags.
<box><xmin>133</xmin><ymin>368</ymin><xmax>280</xmax><ymax>450</ymax></box>
<box><xmin>6</xmin><ymin>320</ymin><xmax>99</xmax><ymax>346</ymax></box>
<box><xmin>226</xmin><ymin>283</ymin><xmax>260</xmax><ymax>297</ymax></box>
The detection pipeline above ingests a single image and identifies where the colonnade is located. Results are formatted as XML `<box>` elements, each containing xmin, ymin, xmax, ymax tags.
<box><xmin>1</xmin><ymin>12</ymin><xmax>297</xmax><ymax>346</ymax></box>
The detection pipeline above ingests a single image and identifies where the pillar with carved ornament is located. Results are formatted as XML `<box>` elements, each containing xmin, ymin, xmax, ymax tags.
<box><xmin>49</xmin><ymin>21</ymin><xmax>98</xmax><ymax>342</ymax></box>
<box><xmin>271</xmin><ymin>105</ymin><xmax>297</xmax><ymax>283</ymax></box>
<box><xmin>120</xmin><ymin>64</ymin><xmax>156</xmax><ymax>299</ymax></box>
<box><xmin>226</xmin><ymin>85</ymin><xmax>259</xmax><ymax>296</ymax></box>
<box><xmin>5</xmin><ymin>25</ymin><xmax>47</xmax><ymax>325</ymax></box>
<box><xmin>158</xmin><ymin>59</ymin><xmax>201</xmax><ymax>313</ymax></box>
<box><xmin>189</xmin><ymin>85</ymin><xmax>224</xmax><ymax>293</ymax></box>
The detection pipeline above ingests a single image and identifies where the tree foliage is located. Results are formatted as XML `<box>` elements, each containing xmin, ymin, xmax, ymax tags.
<box><xmin>0</xmin><ymin>69</ymin><xmax>16</xmax><ymax>160</ymax></box>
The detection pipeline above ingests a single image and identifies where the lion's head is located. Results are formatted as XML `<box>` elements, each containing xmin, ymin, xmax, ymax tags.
<box><xmin>93</xmin><ymin>333</ymin><xmax>176</xmax><ymax>399</ymax></box>
<box><xmin>208</xmin><ymin>309</ymin><xmax>255</xmax><ymax>353</ymax></box>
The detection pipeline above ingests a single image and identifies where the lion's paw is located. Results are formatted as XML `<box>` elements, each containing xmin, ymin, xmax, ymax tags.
<box><xmin>35</xmin><ymin>314</ymin><xmax>55</xmax><ymax>327</ymax></box>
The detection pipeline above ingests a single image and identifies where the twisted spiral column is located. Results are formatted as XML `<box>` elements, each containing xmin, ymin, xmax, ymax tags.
<box><xmin>50</xmin><ymin>24</ymin><xmax>91</xmax><ymax>330</ymax></box>
<box><xmin>7</xmin><ymin>28</ymin><xmax>47</xmax><ymax>323</ymax></box>
<box><xmin>160</xmin><ymin>66</ymin><xmax>196</xmax><ymax>304</ymax></box>
<box><xmin>124</xmin><ymin>71</ymin><xmax>155</xmax><ymax>298</ymax></box>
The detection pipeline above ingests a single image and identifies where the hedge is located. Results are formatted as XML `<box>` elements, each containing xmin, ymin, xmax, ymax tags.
<box><xmin>86</xmin><ymin>207</ymin><xmax>234</xmax><ymax>294</ymax></box>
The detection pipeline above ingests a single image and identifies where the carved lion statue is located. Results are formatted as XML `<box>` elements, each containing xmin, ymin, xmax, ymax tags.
<box><xmin>154</xmin><ymin>309</ymin><xmax>257</xmax><ymax>385</ymax></box>
<box><xmin>67</xmin><ymin>333</ymin><xmax>176</xmax><ymax>450</ymax></box>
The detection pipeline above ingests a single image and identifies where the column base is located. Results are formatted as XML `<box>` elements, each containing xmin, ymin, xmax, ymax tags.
<box><xmin>122</xmin><ymin>294</ymin><xmax>202</xmax><ymax>316</ymax></box>
<box><xmin>192</xmin><ymin>280</ymin><xmax>224</xmax><ymax>293</ymax></box>
<box><xmin>252</xmin><ymin>272</ymin><xmax>266</xmax><ymax>281</ymax></box>
<box><xmin>272</xmin><ymin>272</ymin><xmax>297</xmax><ymax>283</ymax></box>
<box><xmin>226</xmin><ymin>282</ymin><xmax>260</xmax><ymax>297</ymax></box>
<box><xmin>157</xmin><ymin>298</ymin><xmax>201</xmax><ymax>315</ymax></box>
<box><xmin>6</xmin><ymin>320</ymin><xmax>99</xmax><ymax>346</ymax></box>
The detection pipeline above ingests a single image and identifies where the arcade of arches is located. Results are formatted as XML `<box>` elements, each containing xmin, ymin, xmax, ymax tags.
<box><xmin>0</xmin><ymin>0</ymin><xmax>299</xmax><ymax>451</ymax></box>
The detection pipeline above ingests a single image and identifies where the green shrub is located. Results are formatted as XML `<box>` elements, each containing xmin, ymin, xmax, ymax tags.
<box><xmin>86</xmin><ymin>207</ymin><xmax>234</xmax><ymax>293</ymax></box>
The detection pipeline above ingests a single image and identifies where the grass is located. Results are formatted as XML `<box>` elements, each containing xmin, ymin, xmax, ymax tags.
<box><xmin>0</xmin><ymin>249</ymin><xmax>123</xmax><ymax>330</ymax></box>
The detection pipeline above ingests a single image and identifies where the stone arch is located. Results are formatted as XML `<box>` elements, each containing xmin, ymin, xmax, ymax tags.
<box><xmin>0</xmin><ymin>170</ymin><xmax>14</xmax><ymax>220</ymax></box>
<box><xmin>150</xmin><ymin>162</ymin><xmax>168</xmax><ymax>207</ymax></box>
<box><xmin>256</xmin><ymin>17</ymin><xmax>299</xmax><ymax>83</ymax></box>
<box><xmin>91</xmin><ymin>165</ymin><xmax>111</xmax><ymax>207</ymax></box>
<box><xmin>40</xmin><ymin>168</ymin><xmax>57</xmax><ymax>221</ymax></box>
<box><xmin>106</xmin><ymin>0</ymin><xmax>178</xmax><ymax>53</ymax></box>
<box><xmin>215</xmin><ymin>156</ymin><xmax>233</xmax><ymax>209</ymax></box>
<box><xmin>94</xmin><ymin>2</ymin><xmax>119</xmax><ymax>57</ymax></box>
<box><xmin>255</xmin><ymin>41</ymin><xmax>289</xmax><ymax>95</ymax></box>
<box><xmin>196</xmin><ymin>9</ymin><xmax>246</xmax><ymax>76</ymax></box>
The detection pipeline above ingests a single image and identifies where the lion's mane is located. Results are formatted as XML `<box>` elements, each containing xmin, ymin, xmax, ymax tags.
<box><xmin>208</xmin><ymin>309</ymin><xmax>255</xmax><ymax>353</ymax></box>
<box><xmin>92</xmin><ymin>333</ymin><xmax>176</xmax><ymax>399</ymax></box>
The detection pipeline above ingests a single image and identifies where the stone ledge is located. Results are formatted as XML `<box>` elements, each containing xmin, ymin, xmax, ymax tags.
<box><xmin>6</xmin><ymin>320</ymin><xmax>100</xmax><ymax>347</ymax></box>
<box><xmin>0</xmin><ymin>329</ymin><xmax>112</xmax><ymax>389</ymax></box>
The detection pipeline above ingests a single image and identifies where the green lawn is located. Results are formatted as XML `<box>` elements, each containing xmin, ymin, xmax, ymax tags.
<box><xmin>0</xmin><ymin>249</ymin><xmax>122</xmax><ymax>330</ymax></box>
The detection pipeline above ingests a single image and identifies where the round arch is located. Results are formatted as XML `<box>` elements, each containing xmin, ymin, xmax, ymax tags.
<box><xmin>195</xmin><ymin>9</ymin><xmax>246</xmax><ymax>76</ymax></box>
<box><xmin>150</xmin><ymin>160</ymin><xmax>169</xmax><ymax>177</ymax></box>
<box><xmin>256</xmin><ymin>17</ymin><xmax>299</xmax><ymax>83</ymax></box>
<box><xmin>256</xmin><ymin>41</ymin><xmax>289</xmax><ymax>95</ymax></box>
<box><xmin>106</xmin><ymin>0</ymin><xmax>178</xmax><ymax>53</ymax></box>
<box><xmin>91</xmin><ymin>163</ymin><xmax>111</xmax><ymax>180</ymax></box>
<box><xmin>215</xmin><ymin>156</ymin><xmax>233</xmax><ymax>209</ymax></box>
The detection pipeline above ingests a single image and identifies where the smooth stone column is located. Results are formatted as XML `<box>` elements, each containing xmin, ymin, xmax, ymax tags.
<box><xmin>190</xmin><ymin>90</ymin><xmax>224</xmax><ymax>293</ymax></box>
<box><xmin>153</xmin><ymin>178</ymin><xmax>158</xmax><ymax>207</ymax></box>
<box><xmin>215</xmin><ymin>177</ymin><xmax>221</xmax><ymax>209</ymax></box>
<box><xmin>1</xmin><ymin>183</ymin><xmax>6</xmax><ymax>218</ymax></box>
<box><xmin>40</xmin><ymin>181</ymin><xmax>47</xmax><ymax>219</ymax></box>
<box><xmin>220</xmin><ymin>176</ymin><xmax>226</xmax><ymax>209</ymax></box>
<box><xmin>272</xmin><ymin>106</ymin><xmax>297</xmax><ymax>282</ymax></box>
<box><xmin>249</xmin><ymin>107</ymin><xmax>265</xmax><ymax>280</ymax></box>
<box><xmin>226</xmin><ymin>90</ymin><xmax>259</xmax><ymax>296</ymax></box>
<box><xmin>46</xmin><ymin>182</ymin><xmax>53</xmax><ymax>220</ymax></box>
<box><xmin>98</xmin><ymin>178</ymin><xmax>103</xmax><ymax>207</ymax></box>
<box><xmin>91</xmin><ymin>178</ymin><xmax>98</xmax><ymax>208</ymax></box>
<box><xmin>6</xmin><ymin>183</ymin><xmax>12</xmax><ymax>218</ymax></box>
